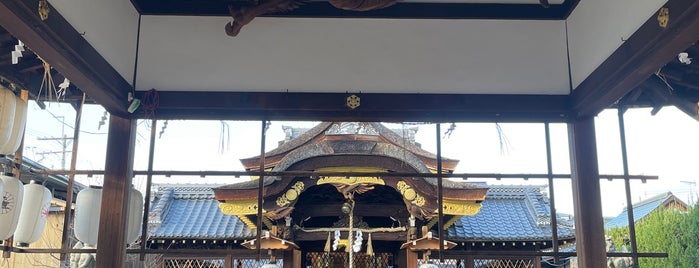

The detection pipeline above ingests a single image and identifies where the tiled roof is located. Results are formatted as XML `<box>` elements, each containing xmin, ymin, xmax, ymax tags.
<box><xmin>448</xmin><ymin>186</ymin><xmax>575</xmax><ymax>241</ymax></box>
<box><xmin>149</xmin><ymin>184</ymin><xmax>255</xmax><ymax>240</ymax></box>
<box><xmin>150</xmin><ymin>184</ymin><xmax>573</xmax><ymax>242</ymax></box>
<box><xmin>605</xmin><ymin>192</ymin><xmax>686</xmax><ymax>229</ymax></box>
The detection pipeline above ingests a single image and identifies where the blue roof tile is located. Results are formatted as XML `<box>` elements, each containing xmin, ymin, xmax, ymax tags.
<box><xmin>149</xmin><ymin>184</ymin><xmax>255</xmax><ymax>239</ymax></box>
<box><xmin>448</xmin><ymin>186</ymin><xmax>575</xmax><ymax>241</ymax></box>
<box><xmin>150</xmin><ymin>184</ymin><xmax>573</xmax><ymax>242</ymax></box>
<box><xmin>604</xmin><ymin>192</ymin><xmax>684</xmax><ymax>230</ymax></box>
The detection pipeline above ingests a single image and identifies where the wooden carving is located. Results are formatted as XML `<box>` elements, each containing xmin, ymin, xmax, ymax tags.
<box><xmin>225</xmin><ymin>0</ymin><xmax>400</xmax><ymax>37</ymax></box>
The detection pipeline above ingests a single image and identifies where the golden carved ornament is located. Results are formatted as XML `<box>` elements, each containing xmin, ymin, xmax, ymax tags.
<box><xmin>317</xmin><ymin>176</ymin><xmax>385</xmax><ymax>186</ymax></box>
<box><xmin>237</xmin><ymin>215</ymin><xmax>257</xmax><ymax>230</ymax></box>
<box><xmin>276</xmin><ymin>181</ymin><xmax>305</xmax><ymax>207</ymax></box>
<box><xmin>397</xmin><ymin>181</ymin><xmax>426</xmax><ymax>206</ymax></box>
<box><xmin>38</xmin><ymin>0</ymin><xmax>50</xmax><ymax>21</ymax></box>
<box><xmin>440</xmin><ymin>199</ymin><xmax>483</xmax><ymax>216</ymax></box>
<box><xmin>657</xmin><ymin>7</ymin><xmax>669</xmax><ymax>28</ymax></box>
<box><xmin>218</xmin><ymin>200</ymin><xmax>263</xmax><ymax>216</ymax></box>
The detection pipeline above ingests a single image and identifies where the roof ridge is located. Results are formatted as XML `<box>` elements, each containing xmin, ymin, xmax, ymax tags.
<box><xmin>633</xmin><ymin>191</ymin><xmax>672</xmax><ymax>207</ymax></box>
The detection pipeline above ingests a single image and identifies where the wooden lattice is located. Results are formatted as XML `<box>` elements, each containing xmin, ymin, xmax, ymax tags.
<box><xmin>305</xmin><ymin>252</ymin><xmax>393</xmax><ymax>268</ymax></box>
<box><xmin>163</xmin><ymin>258</ymin><xmax>225</xmax><ymax>268</ymax></box>
<box><xmin>161</xmin><ymin>258</ymin><xmax>281</xmax><ymax>268</ymax></box>
<box><xmin>474</xmin><ymin>258</ymin><xmax>535</xmax><ymax>268</ymax></box>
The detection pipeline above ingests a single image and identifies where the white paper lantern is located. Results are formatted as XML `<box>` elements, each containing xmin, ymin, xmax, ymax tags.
<box><xmin>126</xmin><ymin>187</ymin><xmax>143</xmax><ymax>245</ymax></box>
<box><xmin>0</xmin><ymin>88</ymin><xmax>16</xmax><ymax>147</ymax></box>
<box><xmin>0</xmin><ymin>173</ymin><xmax>23</xmax><ymax>240</ymax></box>
<box><xmin>0</xmin><ymin>94</ymin><xmax>27</xmax><ymax>154</ymax></box>
<box><xmin>14</xmin><ymin>181</ymin><xmax>51</xmax><ymax>246</ymax></box>
<box><xmin>74</xmin><ymin>186</ymin><xmax>102</xmax><ymax>247</ymax></box>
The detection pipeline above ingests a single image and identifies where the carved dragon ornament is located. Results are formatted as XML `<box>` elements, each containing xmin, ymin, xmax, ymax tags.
<box><xmin>225</xmin><ymin>0</ymin><xmax>400</xmax><ymax>36</ymax></box>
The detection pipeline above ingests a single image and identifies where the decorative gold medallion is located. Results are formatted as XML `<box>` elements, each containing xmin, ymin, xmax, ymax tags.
<box><xmin>38</xmin><ymin>0</ymin><xmax>50</xmax><ymax>21</ymax></box>
<box><xmin>346</xmin><ymin>94</ymin><xmax>360</xmax><ymax>109</ymax></box>
<box><xmin>657</xmin><ymin>7</ymin><xmax>669</xmax><ymax>28</ymax></box>
<box><xmin>397</xmin><ymin>181</ymin><xmax>425</xmax><ymax>206</ymax></box>
<box><xmin>276</xmin><ymin>181</ymin><xmax>304</xmax><ymax>206</ymax></box>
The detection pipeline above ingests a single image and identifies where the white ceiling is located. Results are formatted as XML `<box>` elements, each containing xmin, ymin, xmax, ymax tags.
<box><xmin>136</xmin><ymin>17</ymin><xmax>569</xmax><ymax>94</ymax></box>
<box><xmin>44</xmin><ymin>0</ymin><xmax>665</xmax><ymax>96</ymax></box>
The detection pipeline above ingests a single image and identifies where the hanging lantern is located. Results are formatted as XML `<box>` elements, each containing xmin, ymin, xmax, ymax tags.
<box><xmin>0</xmin><ymin>88</ymin><xmax>17</xmax><ymax>147</ymax></box>
<box><xmin>14</xmin><ymin>181</ymin><xmax>51</xmax><ymax>246</ymax></box>
<box><xmin>0</xmin><ymin>173</ymin><xmax>23</xmax><ymax>240</ymax></box>
<box><xmin>126</xmin><ymin>187</ymin><xmax>143</xmax><ymax>245</ymax></box>
<box><xmin>0</xmin><ymin>94</ymin><xmax>28</xmax><ymax>154</ymax></box>
<box><xmin>74</xmin><ymin>186</ymin><xmax>102</xmax><ymax>247</ymax></box>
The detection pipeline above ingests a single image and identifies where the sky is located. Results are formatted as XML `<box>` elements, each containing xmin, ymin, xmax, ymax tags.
<box><xmin>21</xmin><ymin>101</ymin><xmax>699</xmax><ymax>218</ymax></box>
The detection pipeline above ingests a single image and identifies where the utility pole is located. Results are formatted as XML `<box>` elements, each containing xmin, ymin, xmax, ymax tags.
<box><xmin>680</xmin><ymin>181</ymin><xmax>696</xmax><ymax>205</ymax></box>
<box><xmin>36</xmin><ymin>116</ymin><xmax>73</xmax><ymax>170</ymax></box>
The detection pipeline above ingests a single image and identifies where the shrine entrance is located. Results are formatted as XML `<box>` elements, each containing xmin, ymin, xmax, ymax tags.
<box><xmin>292</xmin><ymin>183</ymin><xmax>404</xmax><ymax>267</ymax></box>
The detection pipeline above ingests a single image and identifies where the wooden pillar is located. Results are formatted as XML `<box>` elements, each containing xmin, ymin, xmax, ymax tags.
<box><xmin>224</xmin><ymin>254</ymin><xmax>234</xmax><ymax>268</ymax></box>
<box><xmin>465</xmin><ymin>255</ymin><xmax>474</xmax><ymax>268</ymax></box>
<box><xmin>96</xmin><ymin>115</ymin><xmax>136</xmax><ymax>268</ymax></box>
<box><xmin>568</xmin><ymin>117</ymin><xmax>606</xmax><ymax>268</ymax></box>
<box><xmin>282</xmin><ymin>249</ymin><xmax>301</xmax><ymax>268</ymax></box>
<box><xmin>397</xmin><ymin>249</ymin><xmax>417</xmax><ymax>268</ymax></box>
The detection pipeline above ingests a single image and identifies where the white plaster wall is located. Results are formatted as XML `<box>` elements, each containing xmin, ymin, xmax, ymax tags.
<box><xmin>48</xmin><ymin>0</ymin><xmax>139</xmax><ymax>85</ymax></box>
<box><xmin>566</xmin><ymin>0</ymin><xmax>667</xmax><ymax>89</ymax></box>
<box><xmin>137</xmin><ymin>16</ymin><xmax>570</xmax><ymax>94</ymax></box>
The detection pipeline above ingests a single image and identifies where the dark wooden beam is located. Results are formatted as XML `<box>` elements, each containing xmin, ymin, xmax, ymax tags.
<box><xmin>96</xmin><ymin>115</ymin><xmax>136</xmax><ymax>268</ymax></box>
<box><xmin>567</xmin><ymin>117</ymin><xmax>606</xmax><ymax>268</ymax></box>
<box><xmin>0</xmin><ymin>0</ymin><xmax>132</xmax><ymax>116</ymax></box>
<box><xmin>294</xmin><ymin>204</ymin><xmax>408</xmax><ymax>219</ymax></box>
<box><xmin>643</xmin><ymin>76</ymin><xmax>699</xmax><ymax>120</ymax></box>
<box><xmin>133</xmin><ymin>0</ymin><xmax>579</xmax><ymax>20</ymax></box>
<box><xmin>571</xmin><ymin>0</ymin><xmax>699</xmax><ymax>118</ymax></box>
<box><xmin>137</xmin><ymin>91</ymin><xmax>571</xmax><ymax>122</ymax></box>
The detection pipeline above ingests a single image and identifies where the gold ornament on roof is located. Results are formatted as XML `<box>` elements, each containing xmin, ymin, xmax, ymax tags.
<box><xmin>317</xmin><ymin>176</ymin><xmax>384</xmax><ymax>186</ymax></box>
<box><xmin>397</xmin><ymin>181</ymin><xmax>425</xmax><ymax>206</ymax></box>
<box><xmin>440</xmin><ymin>199</ymin><xmax>482</xmax><ymax>216</ymax></box>
<box><xmin>218</xmin><ymin>200</ymin><xmax>262</xmax><ymax>216</ymax></box>
<box><xmin>276</xmin><ymin>181</ymin><xmax>304</xmax><ymax>207</ymax></box>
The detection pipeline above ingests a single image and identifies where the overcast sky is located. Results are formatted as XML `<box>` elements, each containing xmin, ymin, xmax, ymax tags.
<box><xmin>22</xmin><ymin>102</ymin><xmax>699</xmax><ymax>218</ymax></box>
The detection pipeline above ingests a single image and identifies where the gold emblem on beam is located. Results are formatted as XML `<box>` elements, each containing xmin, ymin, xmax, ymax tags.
<box><xmin>657</xmin><ymin>7</ymin><xmax>669</xmax><ymax>28</ymax></box>
<box><xmin>219</xmin><ymin>200</ymin><xmax>263</xmax><ymax>216</ymax></box>
<box><xmin>276</xmin><ymin>181</ymin><xmax>305</xmax><ymax>207</ymax></box>
<box><xmin>38</xmin><ymin>0</ymin><xmax>50</xmax><ymax>21</ymax></box>
<box><xmin>440</xmin><ymin>199</ymin><xmax>482</xmax><ymax>216</ymax></box>
<box><xmin>346</xmin><ymin>95</ymin><xmax>360</xmax><ymax>109</ymax></box>
<box><xmin>397</xmin><ymin>181</ymin><xmax>425</xmax><ymax>206</ymax></box>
